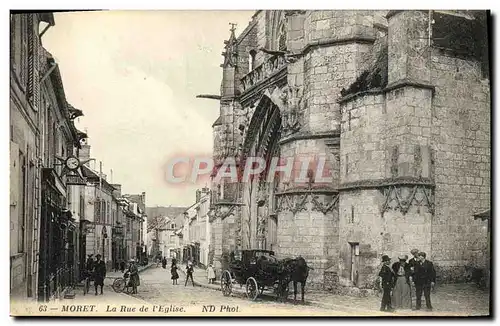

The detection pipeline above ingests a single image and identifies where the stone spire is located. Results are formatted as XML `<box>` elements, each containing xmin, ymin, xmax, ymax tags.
<box><xmin>221</xmin><ymin>23</ymin><xmax>238</xmax><ymax>68</ymax></box>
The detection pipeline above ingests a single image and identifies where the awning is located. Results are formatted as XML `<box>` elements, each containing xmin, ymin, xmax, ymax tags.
<box><xmin>473</xmin><ymin>209</ymin><xmax>491</xmax><ymax>221</ymax></box>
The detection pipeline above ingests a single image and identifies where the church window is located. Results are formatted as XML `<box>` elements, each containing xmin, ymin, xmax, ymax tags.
<box><xmin>278</xmin><ymin>22</ymin><xmax>287</xmax><ymax>51</ymax></box>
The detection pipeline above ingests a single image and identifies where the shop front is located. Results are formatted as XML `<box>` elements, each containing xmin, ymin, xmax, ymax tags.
<box><xmin>38</xmin><ymin>168</ymin><xmax>75</xmax><ymax>302</ymax></box>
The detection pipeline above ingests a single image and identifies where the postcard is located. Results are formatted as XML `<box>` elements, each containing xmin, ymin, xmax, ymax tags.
<box><xmin>9</xmin><ymin>9</ymin><xmax>491</xmax><ymax>317</ymax></box>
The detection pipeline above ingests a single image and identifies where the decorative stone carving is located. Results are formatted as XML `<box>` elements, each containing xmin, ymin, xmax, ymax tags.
<box><xmin>380</xmin><ymin>184</ymin><xmax>435</xmax><ymax>216</ymax></box>
<box><xmin>276</xmin><ymin>194</ymin><xmax>308</xmax><ymax>214</ymax></box>
<box><xmin>208</xmin><ymin>204</ymin><xmax>236</xmax><ymax>221</ymax></box>
<box><xmin>275</xmin><ymin>191</ymin><xmax>339</xmax><ymax>215</ymax></box>
<box><xmin>281</xmin><ymin>85</ymin><xmax>304</xmax><ymax>135</ymax></box>
<box><xmin>241</xmin><ymin>55</ymin><xmax>287</xmax><ymax>91</ymax></box>
<box><xmin>311</xmin><ymin>194</ymin><xmax>339</xmax><ymax>214</ymax></box>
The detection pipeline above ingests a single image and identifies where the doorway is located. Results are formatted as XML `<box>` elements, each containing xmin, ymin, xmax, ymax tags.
<box><xmin>349</xmin><ymin>242</ymin><xmax>360</xmax><ymax>286</ymax></box>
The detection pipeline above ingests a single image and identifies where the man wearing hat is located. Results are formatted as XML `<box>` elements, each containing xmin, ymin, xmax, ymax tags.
<box><xmin>93</xmin><ymin>254</ymin><xmax>107</xmax><ymax>295</ymax></box>
<box><xmin>413</xmin><ymin>252</ymin><xmax>436</xmax><ymax>311</ymax></box>
<box><xmin>378</xmin><ymin>255</ymin><xmax>395</xmax><ymax>312</ymax></box>
<box><xmin>408</xmin><ymin>249</ymin><xmax>420</xmax><ymax>274</ymax></box>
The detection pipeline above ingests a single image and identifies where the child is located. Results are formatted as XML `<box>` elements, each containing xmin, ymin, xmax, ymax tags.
<box><xmin>207</xmin><ymin>264</ymin><xmax>216</xmax><ymax>284</ymax></box>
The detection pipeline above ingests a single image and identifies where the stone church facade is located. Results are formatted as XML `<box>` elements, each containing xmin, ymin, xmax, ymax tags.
<box><xmin>200</xmin><ymin>10</ymin><xmax>490</xmax><ymax>289</ymax></box>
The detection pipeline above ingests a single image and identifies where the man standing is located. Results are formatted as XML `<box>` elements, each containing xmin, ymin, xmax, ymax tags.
<box><xmin>378</xmin><ymin>255</ymin><xmax>395</xmax><ymax>312</ymax></box>
<box><xmin>408</xmin><ymin>249</ymin><xmax>420</xmax><ymax>271</ymax></box>
<box><xmin>185</xmin><ymin>261</ymin><xmax>195</xmax><ymax>287</ymax></box>
<box><xmin>93</xmin><ymin>254</ymin><xmax>107</xmax><ymax>295</ymax></box>
<box><xmin>413</xmin><ymin>252</ymin><xmax>436</xmax><ymax>311</ymax></box>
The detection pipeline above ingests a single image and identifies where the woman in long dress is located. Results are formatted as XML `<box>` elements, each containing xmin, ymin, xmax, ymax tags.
<box><xmin>171</xmin><ymin>261</ymin><xmax>179</xmax><ymax>285</ymax></box>
<box><xmin>391</xmin><ymin>255</ymin><xmax>412</xmax><ymax>309</ymax></box>
<box><xmin>128</xmin><ymin>260</ymin><xmax>141</xmax><ymax>294</ymax></box>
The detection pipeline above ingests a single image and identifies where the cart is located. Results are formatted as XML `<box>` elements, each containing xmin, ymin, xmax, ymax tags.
<box><xmin>220</xmin><ymin>249</ymin><xmax>289</xmax><ymax>301</ymax></box>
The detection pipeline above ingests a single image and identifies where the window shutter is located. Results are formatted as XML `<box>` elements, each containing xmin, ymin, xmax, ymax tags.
<box><xmin>26</xmin><ymin>14</ymin><xmax>40</xmax><ymax>111</ymax></box>
<box><xmin>20</xmin><ymin>14</ymin><xmax>28</xmax><ymax>88</ymax></box>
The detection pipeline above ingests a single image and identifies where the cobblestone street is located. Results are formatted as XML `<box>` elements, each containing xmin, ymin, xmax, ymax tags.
<box><xmin>122</xmin><ymin>264</ymin><xmax>490</xmax><ymax>316</ymax></box>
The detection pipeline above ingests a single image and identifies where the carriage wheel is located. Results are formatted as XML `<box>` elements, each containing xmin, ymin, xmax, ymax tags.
<box><xmin>112</xmin><ymin>278</ymin><xmax>126</xmax><ymax>293</ymax></box>
<box><xmin>221</xmin><ymin>270</ymin><xmax>233</xmax><ymax>297</ymax></box>
<box><xmin>246</xmin><ymin>277</ymin><xmax>259</xmax><ymax>301</ymax></box>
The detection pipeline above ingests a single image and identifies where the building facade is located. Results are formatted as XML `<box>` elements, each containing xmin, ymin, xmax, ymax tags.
<box><xmin>123</xmin><ymin>193</ymin><xmax>147</xmax><ymax>262</ymax></box>
<box><xmin>199</xmin><ymin>10</ymin><xmax>490</xmax><ymax>288</ymax></box>
<box><xmin>10</xmin><ymin>12</ymin><xmax>92</xmax><ymax>302</ymax></box>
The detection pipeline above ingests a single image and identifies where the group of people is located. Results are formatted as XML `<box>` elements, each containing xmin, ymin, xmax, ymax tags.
<box><xmin>378</xmin><ymin>249</ymin><xmax>436</xmax><ymax>312</ymax></box>
<box><xmin>159</xmin><ymin>257</ymin><xmax>216</xmax><ymax>286</ymax></box>
<box><xmin>85</xmin><ymin>254</ymin><xmax>141</xmax><ymax>295</ymax></box>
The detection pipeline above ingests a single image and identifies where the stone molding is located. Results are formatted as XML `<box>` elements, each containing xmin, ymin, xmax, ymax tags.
<box><xmin>339</xmin><ymin>177</ymin><xmax>434</xmax><ymax>191</ymax></box>
<box><xmin>337</xmin><ymin>79</ymin><xmax>436</xmax><ymax>104</ymax></box>
<box><xmin>291</xmin><ymin>36</ymin><xmax>376</xmax><ymax>58</ymax></box>
<box><xmin>279</xmin><ymin>130</ymin><xmax>340</xmax><ymax>145</ymax></box>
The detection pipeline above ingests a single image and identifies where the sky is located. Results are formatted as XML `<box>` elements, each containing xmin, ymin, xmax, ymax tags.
<box><xmin>42</xmin><ymin>10</ymin><xmax>253</xmax><ymax>207</ymax></box>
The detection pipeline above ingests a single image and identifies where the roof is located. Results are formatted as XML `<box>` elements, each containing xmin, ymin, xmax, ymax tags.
<box><xmin>81</xmin><ymin>165</ymin><xmax>116</xmax><ymax>192</ymax></box>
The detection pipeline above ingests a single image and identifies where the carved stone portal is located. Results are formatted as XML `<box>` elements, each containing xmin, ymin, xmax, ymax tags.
<box><xmin>380</xmin><ymin>184</ymin><xmax>435</xmax><ymax>216</ymax></box>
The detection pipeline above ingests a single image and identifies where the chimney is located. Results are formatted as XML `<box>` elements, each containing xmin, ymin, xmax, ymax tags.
<box><xmin>141</xmin><ymin>192</ymin><xmax>146</xmax><ymax>205</ymax></box>
<box><xmin>79</xmin><ymin>144</ymin><xmax>91</xmax><ymax>164</ymax></box>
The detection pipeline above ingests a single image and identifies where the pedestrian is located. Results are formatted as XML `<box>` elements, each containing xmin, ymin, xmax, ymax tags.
<box><xmin>378</xmin><ymin>255</ymin><xmax>395</xmax><ymax>312</ymax></box>
<box><xmin>413</xmin><ymin>252</ymin><xmax>436</xmax><ymax>311</ymax></box>
<box><xmin>185</xmin><ymin>261</ymin><xmax>195</xmax><ymax>287</ymax></box>
<box><xmin>207</xmin><ymin>264</ymin><xmax>216</xmax><ymax>284</ymax></box>
<box><xmin>162</xmin><ymin>256</ymin><xmax>167</xmax><ymax>269</ymax></box>
<box><xmin>127</xmin><ymin>259</ymin><xmax>140</xmax><ymax>294</ymax></box>
<box><xmin>171</xmin><ymin>261</ymin><xmax>179</xmax><ymax>285</ymax></box>
<box><xmin>408</xmin><ymin>249</ymin><xmax>420</xmax><ymax>273</ymax></box>
<box><xmin>120</xmin><ymin>260</ymin><xmax>126</xmax><ymax>273</ymax></box>
<box><xmin>391</xmin><ymin>255</ymin><xmax>412</xmax><ymax>309</ymax></box>
<box><xmin>93</xmin><ymin>254</ymin><xmax>106</xmax><ymax>296</ymax></box>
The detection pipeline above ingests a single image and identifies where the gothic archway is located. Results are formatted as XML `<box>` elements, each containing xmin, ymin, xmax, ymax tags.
<box><xmin>239</xmin><ymin>90</ymin><xmax>283</xmax><ymax>250</ymax></box>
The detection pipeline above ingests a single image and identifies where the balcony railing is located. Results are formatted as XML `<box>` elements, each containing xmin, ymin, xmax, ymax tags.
<box><xmin>241</xmin><ymin>55</ymin><xmax>287</xmax><ymax>92</ymax></box>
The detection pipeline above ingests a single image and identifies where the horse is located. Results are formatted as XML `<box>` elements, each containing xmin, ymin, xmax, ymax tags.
<box><xmin>280</xmin><ymin>256</ymin><xmax>313</xmax><ymax>303</ymax></box>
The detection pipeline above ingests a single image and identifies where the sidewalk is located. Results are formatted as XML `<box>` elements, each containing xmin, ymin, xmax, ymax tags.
<box><xmin>178</xmin><ymin>265</ymin><xmax>490</xmax><ymax>316</ymax></box>
<box><xmin>58</xmin><ymin>285</ymin><xmax>148</xmax><ymax>305</ymax></box>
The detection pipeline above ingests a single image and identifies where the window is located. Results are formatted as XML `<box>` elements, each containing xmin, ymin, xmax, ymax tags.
<box><xmin>170</xmin><ymin>235</ymin><xmax>175</xmax><ymax>243</ymax></box>
<box><xmin>171</xmin><ymin>224</ymin><xmax>175</xmax><ymax>229</ymax></box>
<box><xmin>350</xmin><ymin>206</ymin><xmax>355</xmax><ymax>224</ymax></box>
<box><xmin>278</xmin><ymin>22</ymin><xmax>287</xmax><ymax>51</ymax></box>
<box><xmin>248</xmin><ymin>50</ymin><xmax>256</xmax><ymax>72</ymax></box>
<box><xmin>106</xmin><ymin>202</ymin><xmax>110</xmax><ymax>224</ymax></box>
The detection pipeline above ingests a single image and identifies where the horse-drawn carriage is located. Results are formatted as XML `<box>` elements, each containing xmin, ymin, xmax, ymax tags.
<box><xmin>220</xmin><ymin>249</ymin><xmax>289</xmax><ymax>301</ymax></box>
